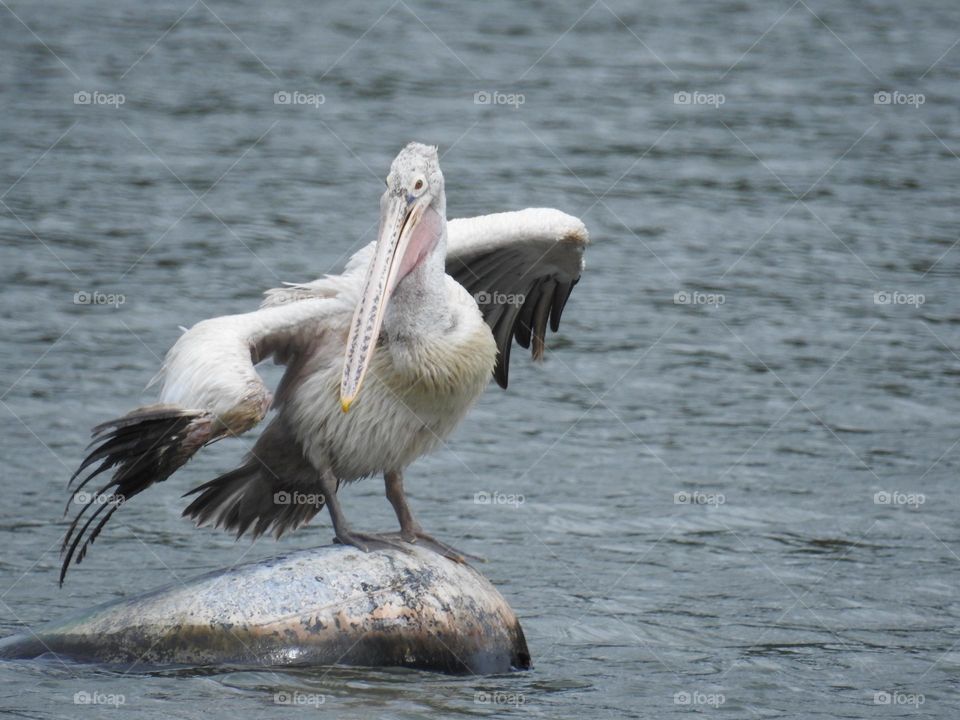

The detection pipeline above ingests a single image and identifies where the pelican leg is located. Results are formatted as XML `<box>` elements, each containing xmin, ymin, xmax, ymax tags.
<box><xmin>384</xmin><ymin>471</ymin><xmax>481</xmax><ymax>563</ymax></box>
<box><xmin>319</xmin><ymin>470</ymin><xmax>409</xmax><ymax>554</ymax></box>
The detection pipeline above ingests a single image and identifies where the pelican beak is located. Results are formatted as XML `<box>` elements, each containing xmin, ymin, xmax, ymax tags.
<box><xmin>340</xmin><ymin>189</ymin><xmax>437</xmax><ymax>411</ymax></box>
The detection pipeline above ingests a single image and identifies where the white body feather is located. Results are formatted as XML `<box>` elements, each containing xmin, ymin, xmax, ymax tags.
<box><xmin>157</xmin><ymin>247</ymin><xmax>496</xmax><ymax>480</ymax></box>
<box><xmin>288</xmin><ymin>279</ymin><xmax>495</xmax><ymax>479</ymax></box>
<box><xmin>154</xmin><ymin>208</ymin><xmax>586</xmax><ymax>481</ymax></box>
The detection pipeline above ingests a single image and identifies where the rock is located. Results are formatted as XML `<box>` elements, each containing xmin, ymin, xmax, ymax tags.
<box><xmin>0</xmin><ymin>544</ymin><xmax>530</xmax><ymax>675</ymax></box>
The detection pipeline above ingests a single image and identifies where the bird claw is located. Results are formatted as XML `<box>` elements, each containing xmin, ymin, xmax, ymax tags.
<box><xmin>402</xmin><ymin>531</ymin><xmax>484</xmax><ymax>564</ymax></box>
<box><xmin>333</xmin><ymin>529</ymin><xmax>482</xmax><ymax>564</ymax></box>
<box><xmin>333</xmin><ymin>530</ymin><xmax>412</xmax><ymax>555</ymax></box>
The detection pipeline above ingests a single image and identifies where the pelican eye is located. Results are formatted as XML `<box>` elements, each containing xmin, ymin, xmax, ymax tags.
<box><xmin>414</xmin><ymin>179</ymin><xmax>424</xmax><ymax>191</ymax></box>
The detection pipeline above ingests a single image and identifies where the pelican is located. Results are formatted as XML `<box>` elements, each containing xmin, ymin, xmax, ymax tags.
<box><xmin>61</xmin><ymin>143</ymin><xmax>589</xmax><ymax>584</ymax></box>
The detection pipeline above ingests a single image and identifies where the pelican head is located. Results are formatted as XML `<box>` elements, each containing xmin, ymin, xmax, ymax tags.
<box><xmin>340</xmin><ymin>142</ymin><xmax>446</xmax><ymax>411</ymax></box>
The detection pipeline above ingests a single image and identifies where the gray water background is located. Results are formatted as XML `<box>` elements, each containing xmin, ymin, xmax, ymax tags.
<box><xmin>1</xmin><ymin>0</ymin><xmax>959</xmax><ymax>717</ymax></box>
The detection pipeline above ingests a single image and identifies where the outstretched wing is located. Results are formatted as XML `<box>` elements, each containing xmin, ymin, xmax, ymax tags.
<box><xmin>61</xmin><ymin>298</ymin><xmax>340</xmax><ymax>583</ymax></box>
<box><xmin>445</xmin><ymin>208</ymin><xmax>589</xmax><ymax>388</ymax></box>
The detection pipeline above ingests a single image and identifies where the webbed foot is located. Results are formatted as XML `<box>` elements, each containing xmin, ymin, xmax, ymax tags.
<box><xmin>401</xmin><ymin>529</ymin><xmax>484</xmax><ymax>564</ymax></box>
<box><xmin>333</xmin><ymin>530</ymin><xmax>412</xmax><ymax>555</ymax></box>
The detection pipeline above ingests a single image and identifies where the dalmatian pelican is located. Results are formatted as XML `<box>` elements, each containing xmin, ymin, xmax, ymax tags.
<box><xmin>60</xmin><ymin>142</ymin><xmax>589</xmax><ymax>584</ymax></box>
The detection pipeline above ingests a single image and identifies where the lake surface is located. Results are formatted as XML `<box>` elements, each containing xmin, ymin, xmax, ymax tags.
<box><xmin>1</xmin><ymin>0</ymin><xmax>959</xmax><ymax>717</ymax></box>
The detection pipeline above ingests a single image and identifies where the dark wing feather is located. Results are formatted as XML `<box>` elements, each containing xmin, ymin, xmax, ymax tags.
<box><xmin>446</xmin><ymin>209</ymin><xmax>588</xmax><ymax>388</ymax></box>
<box><xmin>60</xmin><ymin>299</ymin><xmax>332</xmax><ymax>583</ymax></box>
<box><xmin>60</xmin><ymin>407</ymin><xmax>216</xmax><ymax>585</ymax></box>
<box><xmin>181</xmin><ymin>414</ymin><xmax>326</xmax><ymax>542</ymax></box>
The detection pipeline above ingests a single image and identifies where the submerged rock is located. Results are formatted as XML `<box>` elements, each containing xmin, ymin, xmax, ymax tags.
<box><xmin>0</xmin><ymin>544</ymin><xmax>530</xmax><ymax>675</ymax></box>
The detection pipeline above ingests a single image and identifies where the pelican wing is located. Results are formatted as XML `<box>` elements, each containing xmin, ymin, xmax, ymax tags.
<box><xmin>61</xmin><ymin>298</ymin><xmax>341</xmax><ymax>583</ymax></box>
<box><xmin>446</xmin><ymin>208</ymin><xmax>589</xmax><ymax>388</ymax></box>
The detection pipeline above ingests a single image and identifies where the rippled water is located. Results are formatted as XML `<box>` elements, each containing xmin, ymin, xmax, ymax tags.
<box><xmin>2</xmin><ymin>1</ymin><xmax>960</xmax><ymax>717</ymax></box>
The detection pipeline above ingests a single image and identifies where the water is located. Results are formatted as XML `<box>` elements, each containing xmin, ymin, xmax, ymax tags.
<box><xmin>1</xmin><ymin>0</ymin><xmax>959</xmax><ymax>716</ymax></box>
